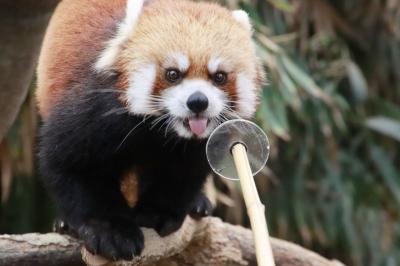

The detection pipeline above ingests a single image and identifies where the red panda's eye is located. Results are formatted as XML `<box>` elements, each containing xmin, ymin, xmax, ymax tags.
<box><xmin>165</xmin><ymin>69</ymin><xmax>182</xmax><ymax>83</ymax></box>
<box><xmin>213</xmin><ymin>72</ymin><xmax>227</xmax><ymax>86</ymax></box>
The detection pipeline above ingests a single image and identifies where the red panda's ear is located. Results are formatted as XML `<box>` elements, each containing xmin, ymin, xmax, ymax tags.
<box><xmin>95</xmin><ymin>0</ymin><xmax>146</xmax><ymax>72</ymax></box>
<box><xmin>232</xmin><ymin>10</ymin><xmax>253</xmax><ymax>32</ymax></box>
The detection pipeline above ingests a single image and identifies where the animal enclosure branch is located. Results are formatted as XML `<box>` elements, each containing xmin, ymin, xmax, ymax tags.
<box><xmin>0</xmin><ymin>217</ymin><xmax>344</xmax><ymax>266</ymax></box>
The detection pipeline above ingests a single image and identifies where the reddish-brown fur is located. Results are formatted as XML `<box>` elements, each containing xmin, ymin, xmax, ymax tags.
<box><xmin>36</xmin><ymin>0</ymin><xmax>126</xmax><ymax>119</ymax></box>
<box><xmin>120</xmin><ymin>170</ymin><xmax>139</xmax><ymax>208</ymax></box>
<box><xmin>37</xmin><ymin>0</ymin><xmax>262</xmax><ymax>118</ymax></box>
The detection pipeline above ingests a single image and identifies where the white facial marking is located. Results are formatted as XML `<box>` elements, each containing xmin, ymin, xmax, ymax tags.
<box><xmin>162</xmin><ymin>79</ymin><xmax>226</xmax><ymax>118</ymax></box>
<box><xmin>236</xmin><ymin>73</ymin><xmax>257</xmax><ymax>118</ymax></box>
<box><xmin>174</xmin><ymin>123</ymin><xmax>193</xmax><ymax>139</ymax></box>
<box><xmin>232</xmin><ymin>10</ymin><xmax>252</xmax><ymax>31</ymax></box>
<box><xmin>176</xmin><ymin>53</ymin><xmax>190</xmax><ymax>72</ymax></box>
<box><xmin>208</xmin><ymin>57</ymin><xmax>222</xmax><ymax>74</ymax></box>
<box><xmin>95</xmin><ymin>0</ymin><xmax>145</xmax><ymax>71</ymax></box>
<box><xmin>164</xmin><ymin>53</ymin><xmax>190</xmax><ymax>72</ymax></box>
<box><xmin>127</xmin><ymin>64</ymin><xmax>157</xmax><ymax>115</ymax></box>
<box><xmin>161</xmin><ymin>79</ymin><xmax>227</xmax><ymax>138</ymax></box>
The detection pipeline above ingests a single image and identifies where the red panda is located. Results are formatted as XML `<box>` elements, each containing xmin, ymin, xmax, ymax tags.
<box><xmin>37</xmin><ymin>0</ymin><xmax>264</xmax><ymax>261</ymax></box>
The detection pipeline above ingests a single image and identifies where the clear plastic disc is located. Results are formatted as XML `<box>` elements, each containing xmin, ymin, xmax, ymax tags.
<box><xmin>206</xmin><ymin>119</ymin><xmax>270</xmax><ymax>180</ymax></box>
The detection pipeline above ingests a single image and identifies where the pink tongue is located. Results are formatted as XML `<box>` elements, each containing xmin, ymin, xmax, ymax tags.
<box><xmin>188</xmin><ymin>118</ymin><xmax>208</xmax><ymax>136</ymax></box>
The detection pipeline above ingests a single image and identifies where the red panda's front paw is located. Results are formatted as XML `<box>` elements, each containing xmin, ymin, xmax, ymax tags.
<box><xmin>155</xmin><ymin>215</ymin><xmax>186</xmax><ymax>237</ymax></box>
<box><xmin>189</xmin><ymin>194</ymin><xmax>213</xmax><ymax>220</ymax></box>
<box><xmin>78</xmin><ymin>219</ymin><xmax>144</xmax><ymax>261</ymax></box>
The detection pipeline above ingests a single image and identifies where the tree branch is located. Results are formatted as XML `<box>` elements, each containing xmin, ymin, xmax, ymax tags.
<box><xmin>0</xmin><ymin>233</ymin><xmax>83</xmax><ymax>266</ymax></box>
<box><xmin>0</xmin><ymin>217</ymin><xmax>345</xmax><ymax>266</ymax></box>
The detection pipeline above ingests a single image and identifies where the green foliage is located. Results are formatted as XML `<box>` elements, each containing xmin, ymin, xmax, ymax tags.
<box><xmin>227</xmin><ymin>0</ymin><xmax>400</xmax><ymax>265</ymax></box>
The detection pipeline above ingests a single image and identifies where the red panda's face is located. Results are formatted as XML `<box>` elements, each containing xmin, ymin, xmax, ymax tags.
<box><xmin>96</xmin><ymin>0</ymin><xmax>264</xmax><ymax>139</ymax></box>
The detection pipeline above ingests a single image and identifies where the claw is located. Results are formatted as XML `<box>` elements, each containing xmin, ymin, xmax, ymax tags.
<box><xmin>78</xmin><ymin>219</ymin><xmax>144</xmax><ymax>261</ymax></box>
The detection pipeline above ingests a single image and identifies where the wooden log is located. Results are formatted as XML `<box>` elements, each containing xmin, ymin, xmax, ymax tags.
<box><xmin>0</xmin><ymin>217</ymin><xmax>345</xmax><ymax>266</ymax></box>
<box><xmin>0</xmin><ymin>233</ymin><xmax>83</xmax><ymax>266</ymax></box>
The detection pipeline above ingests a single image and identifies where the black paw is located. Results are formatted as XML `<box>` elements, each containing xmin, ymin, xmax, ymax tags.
<box><xmin>155</xmin><ymin>215</ymin><xmax>185</xmax><ymax>237</ymax></box>
<box><xmin>53</xmin><ymin>219</ymin><xmax>70</xmax><ymax>234</ymax></box>
<box><xmin>78</xmin><ymin>219</ymin><xmax>144</xmax><ymax>261</ymax></box>
<box><xmin>189</xmin><ymin>194</ymin><xmax>213</xmax><ymax>219</ymax></box>
<box><xmin>53</xmin><ymin>218</ymin><xmax>78</xmax><ymax>238</ymax></box>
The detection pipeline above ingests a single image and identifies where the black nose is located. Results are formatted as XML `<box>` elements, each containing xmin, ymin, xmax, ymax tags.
<box><xmin>187</xmin><ymin>91</ymin><xmax>209</xmax><ymax>113</ymax></box>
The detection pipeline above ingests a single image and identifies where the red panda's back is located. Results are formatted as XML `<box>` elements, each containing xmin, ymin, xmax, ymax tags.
<box><xmin>36</xmin><ymin>0</ymin><xmax>126</xmax><ymax>119</ymax></box>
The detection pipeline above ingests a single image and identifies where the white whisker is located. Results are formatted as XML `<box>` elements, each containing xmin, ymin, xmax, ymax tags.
<box><xmin>164</xmin><ymin>117</ymin><xmax>177</xmax><ymax>137</ymax></box>
<box><xmin>102</xmin><ymin>107</ymin><xmax>129</xmax><ymax>117</ymax></box>
<box><xmin>116</xmin><ymin>117</ymin><xmax>148</xmax><ymax>151</ymax></box>
<box><xmin>150</xmin><ymin>114</ymin><xmax>170</xmax><ymax>130</ymax></box>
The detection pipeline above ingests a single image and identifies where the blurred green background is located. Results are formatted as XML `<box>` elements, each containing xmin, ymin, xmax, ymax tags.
<box><xmin>1</xmin><ymin>1</ymin><xmax>399</xmax><ymax>265</ymax></box>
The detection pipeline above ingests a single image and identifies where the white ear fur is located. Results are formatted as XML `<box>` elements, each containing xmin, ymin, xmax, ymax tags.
<box><xmin>95</xmin><ymin>0</ymin><xmax>145</xmax><ymax>71</ymax></box>
<box><xmin>232</xmin><ymin>10</ymin><xmax>252</xmax><ymax>31</ymax></box>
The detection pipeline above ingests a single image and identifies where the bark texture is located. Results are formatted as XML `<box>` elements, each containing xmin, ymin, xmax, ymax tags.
<box><xmin>0</xmin><ymin>0</ymin><xmax>60</xmax><ymax>140</ymax></box>
<box><xmin>0</xmin><ymin>217</ymin><xmax>345</xmax><ymax>266</ymax></box>
<box><xmin>0</xmin><ymin>233</ymin><xmax>83</xmax><ymax>266</ymax></box>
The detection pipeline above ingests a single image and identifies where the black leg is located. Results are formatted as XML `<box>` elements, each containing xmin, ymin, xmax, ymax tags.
<box><xmin>154</xmin><ymin>193</ymin><xmax>213</xmax><ymax>236</ymax></box>
<box><xmin>53</xmin><ymin>218</ymin><xmax>78</xmax><ymax>238</ymax></box>
<box><xmin>135</xmin><ymin>208</ymin><xmax>186</xmax><ymax>237</ymax></box>
<box><xmin>154</xmin><ymin>213</ymin><xmax>187</xmax><ymax>237</ymax></box>
<box><xmin>78</xmin><ymin>218</ymin><xmax>144</xmax><ymax>261</ymax></box>
<box><xmin>189</xmin><ymin>193</ymin><xmax>213</xmax><ymax>220</ymax></box>
<box><xmin>45</xmin><ymin>172</ymin><xmax>144</xmax><ymax>260</ymax></box>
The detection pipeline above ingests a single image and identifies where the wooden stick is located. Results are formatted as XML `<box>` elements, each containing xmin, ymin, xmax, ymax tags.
<box><xmin>232</xmin><ymin>143</ymin><xmax>275</xmax><ymax>266</ymax></box>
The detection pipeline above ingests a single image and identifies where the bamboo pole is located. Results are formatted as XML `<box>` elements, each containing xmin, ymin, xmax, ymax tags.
<box><xmin>231</xmin><ymin>143</ymin><xmax>275</xmax><ymax>266</ymax></box>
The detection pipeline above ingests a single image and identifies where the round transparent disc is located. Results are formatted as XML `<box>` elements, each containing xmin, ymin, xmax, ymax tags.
<box><xmin>206</xmin><ymin>119</ymin><xmax>270</xmax><ymax>180</ymax></box>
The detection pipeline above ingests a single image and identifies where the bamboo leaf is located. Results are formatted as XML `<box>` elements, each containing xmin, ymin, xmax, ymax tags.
<box><xmin>345</xmin><ymin>61</ymin><xmax>368</xmax><ymax>103</ymax></box>
<box><xmin>267</xmin><ymin>0</ymin><xmax>295</xmax><ymax>13</ymax></box>
<box><xmin>280</xmin><ymin>56</ymin><xmax>333</xmax><ymax>105</ymax></box>
<box><xmin>366</xmin><ymin>117</ymin><xmax>400</xmax><ymax>142</ymax></box>
<box><xmin>258</xmin><ymin>87</ymin><xmax>290</xmax><ymax>140</ymax></box>
<box><xmin>369</xmin><ymin>144</ymin><xmax>400</xmax><ymax>206</ymax></box>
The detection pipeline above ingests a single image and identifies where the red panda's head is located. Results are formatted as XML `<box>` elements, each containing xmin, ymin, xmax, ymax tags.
<box><xmin>96</xmin><ymin>0</ymin><xmax>264</xmax><ymax>139</ymax></box>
